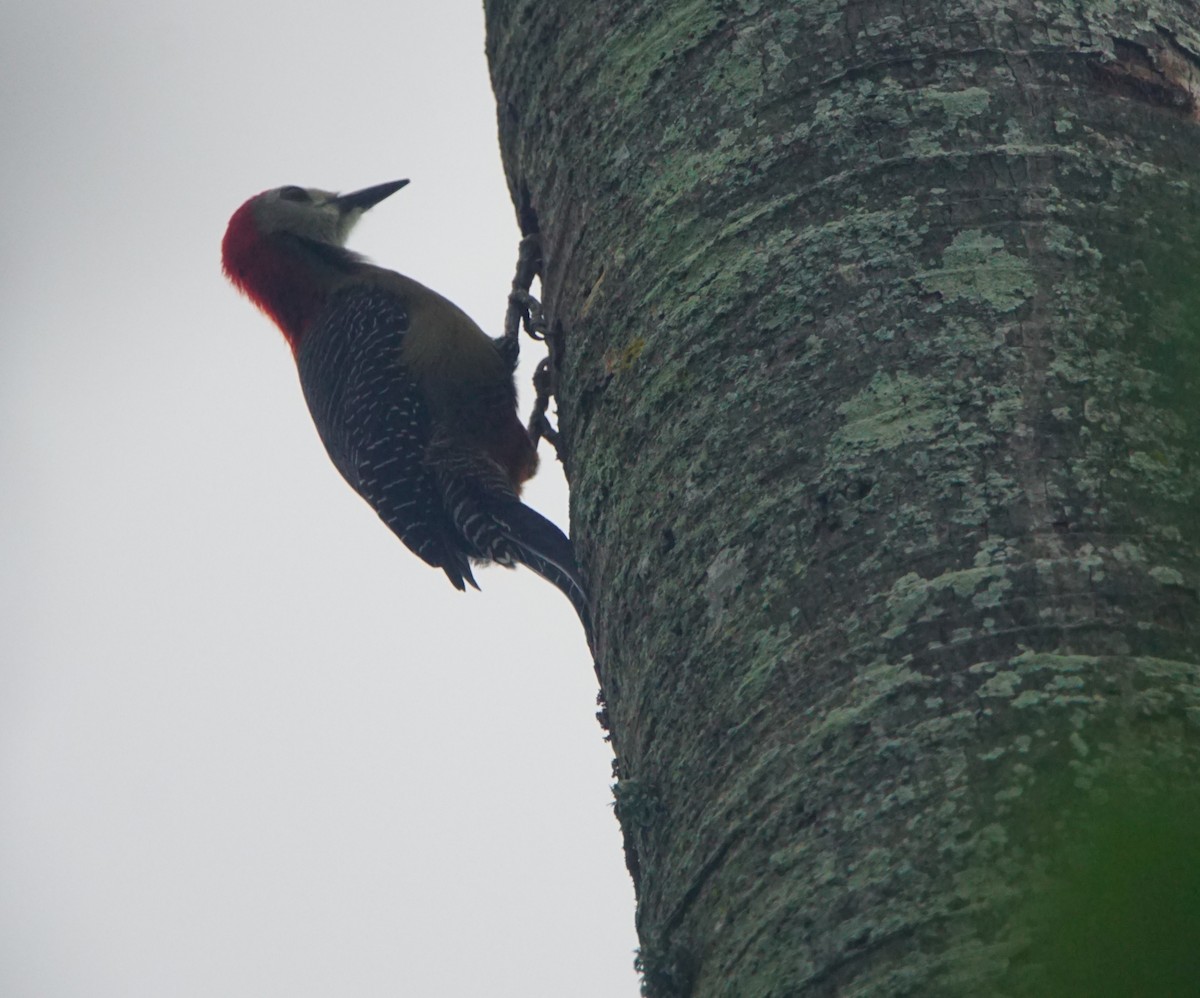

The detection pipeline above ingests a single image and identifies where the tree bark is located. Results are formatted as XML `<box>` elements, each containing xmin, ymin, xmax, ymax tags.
<box><xmin>485</xmin><ymin>2</ymin><xmax>1200</xmax><ymax>994</ymax></box>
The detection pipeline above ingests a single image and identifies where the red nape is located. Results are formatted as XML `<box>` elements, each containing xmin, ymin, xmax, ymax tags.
<box><xmin>221</xmin><ymin>195</ymin><xmax>327</xmax><ymax>352</ymax></box>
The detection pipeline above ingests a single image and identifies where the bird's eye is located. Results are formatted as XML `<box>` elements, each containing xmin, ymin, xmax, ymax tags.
<box><xmin>279</xmin><ymin>186</ymin><xmax>310</xmax><ymax>202</ymax></box>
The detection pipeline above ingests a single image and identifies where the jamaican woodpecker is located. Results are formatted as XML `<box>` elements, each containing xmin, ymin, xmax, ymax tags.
<box><xmin>222</xmin><ymin>180</ymin><xmax>590</xmax><ymax>640</ymax></box>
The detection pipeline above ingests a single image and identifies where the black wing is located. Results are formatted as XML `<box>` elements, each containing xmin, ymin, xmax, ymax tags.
<box><xmin>296</xmin><ymin>284</ymin><xmax>476</xmax><ymax>590</ymax></box>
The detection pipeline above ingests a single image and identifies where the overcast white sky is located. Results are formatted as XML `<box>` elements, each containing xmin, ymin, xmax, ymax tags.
<box><xmin>0</xmin><ymin>1</ymin><xmax>638</xmax><ymax>994</ymax></box>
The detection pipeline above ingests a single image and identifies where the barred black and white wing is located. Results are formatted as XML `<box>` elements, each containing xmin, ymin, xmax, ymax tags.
<box><xmin>297</xmin><ymin>284</ymin><xmax>477</xmax><ymax>590</ymax></box>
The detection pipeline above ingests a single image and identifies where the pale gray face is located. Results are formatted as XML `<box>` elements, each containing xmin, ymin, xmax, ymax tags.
<box><xmin>251</xmin><ymin>186</ymin><xmax>363</xmax><ymax>246</ymax></box>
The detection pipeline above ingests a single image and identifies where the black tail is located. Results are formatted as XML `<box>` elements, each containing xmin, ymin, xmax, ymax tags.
<box><xmin>492</xmin><ymin>501</ymin><xmax>593</xmax><ymax>648</ymax></box>
<box><xmin>443</xmin><ymin>476</ymin><xmax>593</xmax><ymax>647</ymax></box>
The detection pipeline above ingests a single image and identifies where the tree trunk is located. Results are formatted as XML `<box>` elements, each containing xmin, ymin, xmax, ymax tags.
<box><xmin>485</xmin><ymin>2</ymin><xmax>1200</xmax><ymax>994</ymax></box>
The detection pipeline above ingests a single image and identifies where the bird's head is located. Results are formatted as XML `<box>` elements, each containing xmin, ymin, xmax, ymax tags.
<box><xmin>228</xmin><ymin>180</ymin><xmax>410</xmax><ymax>251</ymax></box>
<box><xmin>222</xmin><ymin>179</ymin><xmax>408</xmax><ymax>346</ymax></box>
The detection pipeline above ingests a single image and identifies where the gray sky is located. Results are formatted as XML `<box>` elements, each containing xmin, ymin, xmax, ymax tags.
<box><xmin>0</xmin><ymin>1</ymin><xmax>638</xmax><ymax>994</ymax></box>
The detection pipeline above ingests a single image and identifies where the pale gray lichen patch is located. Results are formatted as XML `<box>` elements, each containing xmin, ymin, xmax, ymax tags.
<box><xmin>834</xmin><ymin>370</ymin><xmax>941</xmax><ymax>452</ymax></box>
<box><xmin>886</xmin><ymin>572</ymin><xmax>935</xmax><ymax>631</ymax></box>
<box><xmin>883</xmin><ymin>563</ymin><xmax>1012</xmax><ymax>638</ymax></box>
<box><xmin>921</xmin><ymin>229</ymin><xmax>1034</xmax><ymax>312</ymax></box>
<box><xmin>1010</xmin><ymin>651</ymin><xmax>1098</xmax><ymax>675</ymax></box>
<box><xmin>812</xmin><ymin>658</ymin><xmax>932</xmax><ymax>740</ymax></box>
<box><xmin>1149</xmin><ymin>565</ymin><xmax>1185</xmax><ymax>586</ymax></box>
<box><xmin>979</xmin><ymin>671</ymin><xmax>1022</xmax><ymax>699</ymax></box>
<box><xmin>976</xmin><ymin>652</ymin><xmax>1107</xmax><ymax>709</ymax></box>
<box><xmin>920</xmin><ymin>86</ymin><xmax>991</xmax><ymax>124</ymax></box>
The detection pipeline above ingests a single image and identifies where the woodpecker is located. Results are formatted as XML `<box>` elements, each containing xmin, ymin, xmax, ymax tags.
<box><xmin>222</xmin><ymin>180</ymin><xmax>590</xmax><ymax>642</ymax></box>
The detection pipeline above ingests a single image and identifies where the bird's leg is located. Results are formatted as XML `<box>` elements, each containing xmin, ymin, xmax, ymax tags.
<box><xmin>528</xmin><ymin>355</ymin><xmax>563</xmax><ymax>458</ymax></box>
<box><xmin>512</xmin><ymin>287</ymin><xmax>547</xmax><ymax>340</ymax></box>
<box><xmin>497</xmin><ymin>233</ymin><xmax>545</xmax><ymax>366</ymax></box>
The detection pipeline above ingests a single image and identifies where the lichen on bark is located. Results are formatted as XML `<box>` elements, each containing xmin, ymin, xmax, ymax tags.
<box><xmin>486</xmin><ymin>1</ymin><xmax>1200</xmax><ymax>993</ymax></box>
